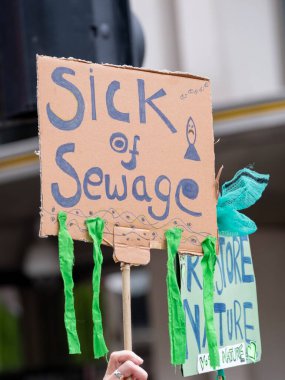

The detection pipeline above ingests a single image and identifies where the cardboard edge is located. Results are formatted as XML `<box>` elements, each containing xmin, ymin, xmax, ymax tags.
<box><xmin>36</xmin><ymin>55</ymin><xmax>210</xmax><ymax>82</ymax></box>
<box><xmin>103</xmin><ymin>63</ymin><xmax>210</xmax><ymax>82</ymax></box>
<box><xmin>36</xmin><ymin>55</ymin><xmax>45</xmax><ymax>239</ymax></box>
<box><xmin>179</xmin><ymin>250</ymin><xmax>203</xmax><ymax>256</ymax></box>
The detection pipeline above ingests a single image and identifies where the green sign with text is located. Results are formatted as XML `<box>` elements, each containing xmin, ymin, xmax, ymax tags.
<box><xmin>180</xmin><ymin>235</ymin><xmax>261</xmax><ymax>376</ymax></box>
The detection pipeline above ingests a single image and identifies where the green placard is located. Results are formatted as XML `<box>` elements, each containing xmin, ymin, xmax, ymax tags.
<box><xmin>180</xmin><ymin>235</ymin><xmax>261</xmax><ymax>376</ymax></box>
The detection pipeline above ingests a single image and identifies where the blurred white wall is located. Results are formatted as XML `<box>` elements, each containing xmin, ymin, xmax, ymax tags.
<box><xmin>130</xmin><ymin>0</ymin><xmax>179</xmax><ymax>71</ymax></box>
<box><xmin>131</xmin><ymin>0</ymin><xmax>285</xmax><ymax>105</ymax></box>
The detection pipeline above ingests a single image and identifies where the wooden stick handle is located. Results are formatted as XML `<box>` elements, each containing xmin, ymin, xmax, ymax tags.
<box><xmin>121</xmin><ymin>263</ymin><xmax>132</xmax><ymax>380</ymax></box>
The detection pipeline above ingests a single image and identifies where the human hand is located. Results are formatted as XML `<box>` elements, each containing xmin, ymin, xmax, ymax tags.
<box><xmin>103</xmin><ymin>350</ymin><xmax>148</xmax><ymax>380</ymax></box>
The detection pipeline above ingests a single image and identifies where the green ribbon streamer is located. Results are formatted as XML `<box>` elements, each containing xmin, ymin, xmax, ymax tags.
<box><xmin>86</xmin><ymin>217</ymin><xmax>108</xmax><ymax>359</ymax></box>
<box><xmin>58</xmin><ymin>211</ymin><xmax>81</xmax><ymax>354</ymax></box>
<box><xmin>165</xmin><ymin>227</ymin><xmax>186</xmax><ymax>365</ymax></box>
<box><xmin>201</xmin><ymin>236</ymin><xmax>220</xmax><ymax>369</ymax></box>
<box><xmin>216</xmin><ymin>369</ymin><xmax>226</xmax><ymax>379</ymax></box>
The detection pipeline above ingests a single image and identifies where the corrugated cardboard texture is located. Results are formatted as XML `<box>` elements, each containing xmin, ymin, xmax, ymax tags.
<box><xmin>37</xmin><ymin>55</ymin><xmax>217</xmax><ymax>254</ymax></box>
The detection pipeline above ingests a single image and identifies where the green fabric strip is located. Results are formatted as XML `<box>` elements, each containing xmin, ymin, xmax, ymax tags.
<box><xmin>216</xmin><ymin>369</ymin><xmax>226</xmax><ymax>379</ymax></box>
<box><xmin>165</xmin><ymin>227</ymin><xmax>186</xmax><ymax>365</ymax></box>
<box><xmin>58</xmin><ymin>211</ymin><xmax>81</xmax><ymax>354</ymax></box>
<box><xmin>201</xmin><ymin>236</ymin><xmax>220</xmax><ymax>369</ymax></box>
<box><xmin>86</xmin><ymin>217</ymin><xmax>109</xmax><ymax>359</ymax></box>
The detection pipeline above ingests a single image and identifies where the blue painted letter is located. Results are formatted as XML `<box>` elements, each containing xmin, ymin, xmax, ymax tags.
<box><xmin>47</xmin><ymin>67</ymin><xmax>85</xmax><ymax>131</ymax></box>
<box><xmin>241</xmin><ymin>236</ymin><xmax>254</xmax><ymax>283</ymax></box>
<box><xmin>243</xmin><ymin>302</ymin><xmax>254</xmax><ymax>344</ymax></box>
<box><xmin>234</xmin><ymin>300</ymin><xmax>243</xmax><ymax>340</ymax></box>
<box><xmin>105</xmin><ymin>174</ymin><xmax>127</xmax><ymax>201</ymax></box>
<box><xmin>51</xmin><ymin>143</ymin><xmax>81</xmax><ymax>207</ymax></box>
<box><xmin>175</xmin><ymin>178</ymin><xmax>202</xmax><ymax>217</ymax></box>
<box><xmin>106</xmin><ymin>81</ymin><xmax>130</xmax><ymax>122</ymax></box>
<box><xmin>138</xmin><ymin>79</ymin><xmax>177</xmax><ymax>133</ymax></box>
<box><xmin>187</xmin><ymin>256</ymin><xmax>202</xmax><ymax>292</ymax></box>
<box><xmin>122</xmin><ymin>135</ymin><xmax>140</xmax><ymax>170</ymax></box>
<box><xmin>132</xmin><ymin>176</ymin><xmax>152</xmax><ymax>202</ymax></box>
<box><xmin>214</xmin><ymin>303</ymin><xmax>226</xmax><ymax>346</ymax></box>
<box><xmin>184</xmin><ymin>300</ymin><xmax>201</xmax><ymax>353</ymax></box>
<box><xmin>83</xmin><ymin>167</ymin><xmax>103</xmax><ymax>200</ymax></box>
<box><xmin>89</xmin><ymin>69</ymin><xmax>97</xmax><ymax>120</ymax></box>
<box><xmin>148</xmin><ymin>175</ymin><xmax>171</xmax><ymax>221</ymax></box>
<box><xmin>226</xmin><ymin>241</ymin><xmax>234</xmax><ymax>284</ymax></box>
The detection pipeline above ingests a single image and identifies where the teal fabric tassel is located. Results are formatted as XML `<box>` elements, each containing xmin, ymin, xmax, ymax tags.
<box><xmin>165</xmin><ymin>227</ymin><xmax>187</xmax><ymax>365</ymax></box>
<box><xmin>217</xmin><ymin>168</ymin><xmax>269</xmax><ymax>236</ymax></box>
<box><xmin>216</xmin><ymin>369</ymin><xmax>226</xmax><ymax>379</ymax></box>
<box><xmin>86</xmin><ymin>217</ymin><xmax>109</xmax><ymax>359</ymax></box>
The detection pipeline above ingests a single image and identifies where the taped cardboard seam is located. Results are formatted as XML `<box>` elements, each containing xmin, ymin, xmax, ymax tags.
<box><xmin>113</xmin><ymin>226</ymin><xmax>151</xmax><ymax>265</ymax></box>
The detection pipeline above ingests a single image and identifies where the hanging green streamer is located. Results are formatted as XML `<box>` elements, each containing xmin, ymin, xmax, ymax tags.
<box><xmin>86</xmin><ymin>217</ymin><xmax>108</xmax><ymax>359</ymax></box>
<box><xmin>201</xmin><ymin>236</ymin><xmax>220</xmax><ymax>369</ymax></box>
<box><xmin>58</xmin><ymin>211</ymin><xmax>81</xmax><ymax>354</ymax></box>
<box><xmin>165</xmin><ymin>227</ymin><xmax>186</xmax><ymax>365</ymax></box>
<box><xmin>216</xmin><ymin>369</ymin><xmax>226</xmax><ymax>379</ymax></box>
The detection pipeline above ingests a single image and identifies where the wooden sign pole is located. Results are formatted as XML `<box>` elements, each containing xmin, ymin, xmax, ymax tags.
<box><xmin>115</xmin><ymin>227</ymin><xmax>151</xmax><ymax>380</ymax></box>
<box><xmin>121</xmin><ymin>263</ymin><xmax>132</xmax><ymax>380</ymax></box>
<box><xmin>121</xmin><ymin>263</ymin><xmax>132</xmax><ymax>351</ymax></box>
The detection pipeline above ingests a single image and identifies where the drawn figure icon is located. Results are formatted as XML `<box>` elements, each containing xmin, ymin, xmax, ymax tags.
<box><xmin>184</xmin><ymin>116</ymin><xmax>200</xmax><ymax>161</ymax></box>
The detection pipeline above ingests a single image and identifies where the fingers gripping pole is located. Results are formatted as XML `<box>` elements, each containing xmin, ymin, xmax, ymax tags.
<box><xmin>121</xmin><ymin>263</ymin><xmax>132</xmax><ymax>380</ymax></box>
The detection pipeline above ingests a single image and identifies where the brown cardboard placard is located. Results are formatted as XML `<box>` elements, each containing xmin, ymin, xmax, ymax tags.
<box><xmin>37</xmin><ymin>55</ymin><xmax>217</xmax><ymax>254</ymax></box>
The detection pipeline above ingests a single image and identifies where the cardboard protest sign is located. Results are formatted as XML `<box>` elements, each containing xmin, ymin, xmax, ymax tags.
<box><xmin>180</xmin><ymin>235</ymin><xmax>261</xmax><ymax>376</ymax></box>
<box><xmin>37</xmin><ymin>55</ymin><xmax>217</xmax><ymax>254</ymax></box>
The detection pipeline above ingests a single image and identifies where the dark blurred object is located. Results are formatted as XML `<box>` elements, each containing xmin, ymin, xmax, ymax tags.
<box><xmin>0</xmin><ymin>0</ymin><xmax>144</xmax><ymax>128</ymax></box>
